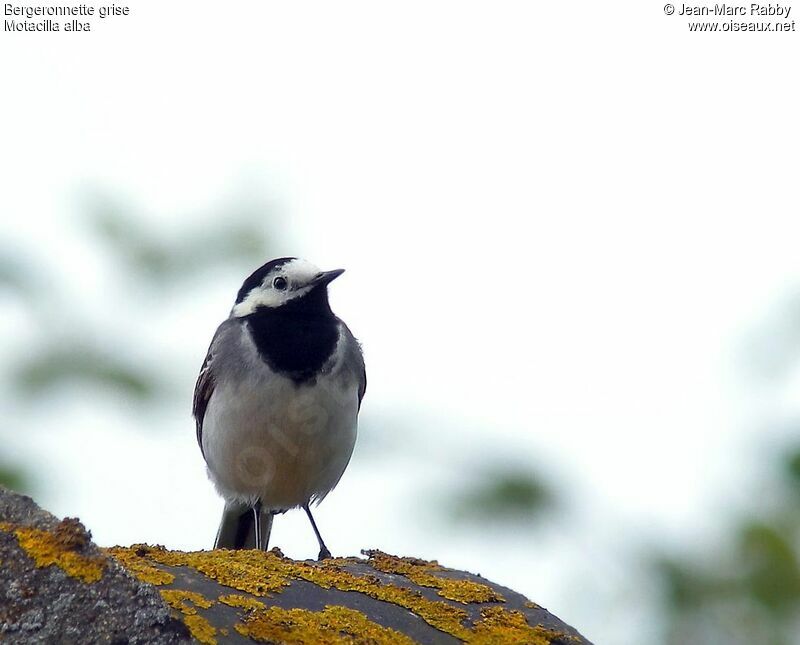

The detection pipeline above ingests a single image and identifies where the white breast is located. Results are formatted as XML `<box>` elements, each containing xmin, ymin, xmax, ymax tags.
<box><xmin>201</xmin><ymin>329</ymin><xmax>359</xmax><ymax>510</ymax></box>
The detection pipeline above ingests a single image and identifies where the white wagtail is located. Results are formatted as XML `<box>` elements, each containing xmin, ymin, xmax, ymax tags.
<box><xmin>193</xmin><ymin>257</ymin><xmax>366</xmax><ymax>559</ymax></box>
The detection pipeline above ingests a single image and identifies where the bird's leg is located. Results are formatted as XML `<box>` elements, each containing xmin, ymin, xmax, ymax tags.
<box><xmin>252</xmin><ymin>500</ymin><xmax>263</xmax><ymax>550</ymax></box>
<box><xmin>261</xmin><ymin>510</ymin><xmax>275</xmax><ymax>552</ymax></box>
<box><xmin>303</xmin><ymin>504</ymin><xmax>331</xmax><ymax>560</ymax></box>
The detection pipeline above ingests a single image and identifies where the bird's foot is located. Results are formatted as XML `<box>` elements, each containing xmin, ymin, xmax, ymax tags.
<box><xmin>318</xmin><ymin>547</ymin><xmax>332</xmax><ymax>560</ymax></box>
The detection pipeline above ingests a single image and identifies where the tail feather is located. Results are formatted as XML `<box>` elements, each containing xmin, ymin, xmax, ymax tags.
<box><xmin>214</xmin><ymin>503</ymin><xmax>273</xmax><ymax>550</ymax></box>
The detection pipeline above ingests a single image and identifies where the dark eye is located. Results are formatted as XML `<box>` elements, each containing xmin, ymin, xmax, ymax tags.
<box><xmin>272</xmin><ymin>276</ymin><xmax>288</xmax><ymax>291</ymax></box>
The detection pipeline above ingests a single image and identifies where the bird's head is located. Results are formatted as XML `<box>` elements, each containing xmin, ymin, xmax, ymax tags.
<box><xmin>231</xmin><ymin>257</ymin><xmax>344</xmax><ymax>317</ymax></box>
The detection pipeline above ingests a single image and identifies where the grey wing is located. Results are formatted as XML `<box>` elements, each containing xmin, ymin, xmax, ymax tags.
<box><xmin>194</xmin><ymin>321</ymin><xmax>236</xmax><ymax>460</ymax></box>
<box><xmin>357</xmin><ymin>359</ymin><xmax>367</xmax><ymax>409</ymax></box>
<box><xmin>341</xmin><ymin>322</ymin><xmax>367</xmax><ymax>409</ymax></box>
<box><xmin>193</xmin><ymin>345</ymin><xmax>215</xmax><ymax>460</ymax></box>
<box><xmin>194</xmin><ymin>319</ymin><xmax>245</xmax><ymax>459</ymax></box>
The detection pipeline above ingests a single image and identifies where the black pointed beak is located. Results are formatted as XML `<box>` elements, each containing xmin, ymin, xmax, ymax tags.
<box><xmin>312</xmin><ymin>269</ymin><xmax>345</xmax><ymax>287</ymax></box>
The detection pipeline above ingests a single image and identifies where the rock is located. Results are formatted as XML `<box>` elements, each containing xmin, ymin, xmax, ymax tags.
<box><xmin>0</xmin><ymin>486</ymin><xmax>190</xmax><ymax>644</ymax></box>
<box><xmin>1</xmin><ymin>486</ymin><xmax>591</xmax><ymax>644</ymax></box>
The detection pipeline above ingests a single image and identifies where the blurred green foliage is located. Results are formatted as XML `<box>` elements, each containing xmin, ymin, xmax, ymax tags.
<box><xmin>0</xmin><ymin>256</ymin><xmax>32</xmax><ymax>294</ymax></box>
<box><xmin>0</xmin><ymin>463</ymin><xmax>28</xmax><ymax>494</ymax></box>
<box><xmin>746</xmin><ymin>295</ymin><xmax>800</xmax><ymax>381</ymax></box>
<box><xmin>1</xmin><ymin>198</ymin><xmax>272</xmax><ymax>404</ymax></box>
<box><xmin>15</xmin><ymin>346</ymin><xmax>158</xmax><ymax>401</ymax></box>
<box><xmin>653</xmin><ymin>446</ymin><xmax>800</xmax><ymax>645</ymax></box>
<box><xmin>87</xmin><ymin>194</ymin><xmax>272</xmax><ymax>284</ymax></box>
<box><xmin>445</xmin><ymin>466</ymin><xmax>553</xmax><ymax>525</ymax></box>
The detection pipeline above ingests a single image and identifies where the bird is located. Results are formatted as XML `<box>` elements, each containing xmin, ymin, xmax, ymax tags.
<box><xmin>193</xmin><ymin>257</ymin><xmax>366</xmax><ymax>559</ymax></box>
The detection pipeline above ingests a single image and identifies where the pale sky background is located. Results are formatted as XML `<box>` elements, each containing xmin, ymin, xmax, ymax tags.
<box><xmin>2</xmin><ymin>2</ymin><xmax>800</xmax><ymax>643</ymax></box>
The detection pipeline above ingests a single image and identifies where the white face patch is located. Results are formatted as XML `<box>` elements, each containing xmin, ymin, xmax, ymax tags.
<box><xmin>232</xmin><ymin>259</ymin><xmax>323</xmax><ymax>317</ymax></box>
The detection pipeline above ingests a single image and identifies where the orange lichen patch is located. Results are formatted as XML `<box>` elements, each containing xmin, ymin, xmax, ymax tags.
<box><xmin>365</xmin><ymin>550</ymin><xmax>504</xmax><ymax>604</ymax></box>
<box><xmin>218</xmin><ymin>593</ymin><xmax>266</xmax><ymax>611</ymax></box>
<box><xmin>525</xmin><ymin>600</ymin><xmax>543</xmax><ymax>609</ymax></box>
<box><xmin>235</xmin><ymin>604</ymin><xmax>418</xmax><ymax>645</ymax></box>
<box><xmin>0</xmin><ymin>520</ymin><xmax>105</xmax><ymax>583</ymax></box>
<box><xmin>159</xmin><ymin>590</ymin><xmax>216</xmax><ymax>645</ymax></box>
<box><xmin>105</xmin><ymin>546</ymin><xmax>175</xmax><ymax>585</ymax></box>
<box><xmin>468</xmin><ymin>607</ymin><xmax>572</xmax><ymax>645</ymax></box>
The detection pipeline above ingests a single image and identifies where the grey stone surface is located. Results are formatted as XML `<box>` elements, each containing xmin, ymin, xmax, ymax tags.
<box><xmin>0</xmin><ymin>486</ymin><xmax>189</xmax><ymax>644</ymax></box>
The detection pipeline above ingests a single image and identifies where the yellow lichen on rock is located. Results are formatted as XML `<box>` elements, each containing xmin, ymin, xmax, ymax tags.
<box><xmin>219</xmin><ymin>593</ymin><xmax>267</xmax><ymax>611</ymax></box>
<box><xmin>0</xmin><ymin>519</ymin><xmax>105</xmax><ymax>583</ymax></box>
<box><xmin>183</xmin><ymin>614</ymin><xmax>217</xmax><ymax>645</ymax></box>
<box><xmin>136</xmin><ymin>545</ymin><xmax>291</xmax><ymax>596</ymax></box>
<box><xmin>293</xmin><ymin>568</ymin><xmax>471</xmax><ymax>640</ymax></box>
<box><xmin>235</xmin><ymin>604</ymin><xmax>418</xmax><ymax>645</ymax></box>
<box><xmin>109</xmin><ymin>545</ymin><xmax>576</xmax><ymax>644</ymax></box>
<box><xmin>112</xmin><ymin>545</ymin><xmax>471</xmax><ymax>638</ymax></box>
<box><xmin>105</xmin><ymin>545</ymin><xmax>175</xmax><ymax>585</ymax></box>
<box><xmin>160</xmin><ymin>589</ymin><xmax>214</xmax><ymax>614</ymax></box>
<box><xmin>160</xmin><ymin>589</ymin><xmax>216</xmax><ymax>645</ymax></box>
<box><xmin>469</xmin><ymin>607</ymin><xmax>572</xmax><ymax>645</ymax></box>
<box><xmin>365</xmin><ymin>550</ymin><xmax>505</xmax><ymax>604</ymax></box>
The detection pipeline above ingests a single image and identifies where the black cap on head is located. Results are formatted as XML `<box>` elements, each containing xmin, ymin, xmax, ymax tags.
<box><xmin>235</xmin><ymin>257</ymin><xmax>296</xmax><ymax>304</ymax></box>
